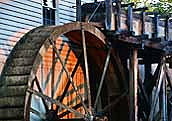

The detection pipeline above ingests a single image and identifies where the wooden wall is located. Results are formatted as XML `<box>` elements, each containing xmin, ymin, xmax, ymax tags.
<box><xmin>0</xmin><ymin>0</ymin><xmax>43</xmax><ymax>73</ymax></box>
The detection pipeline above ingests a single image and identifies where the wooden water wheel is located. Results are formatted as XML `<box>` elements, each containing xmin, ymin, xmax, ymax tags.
<box><xmin>0</xmin><ymin>22</ymin><xmax>171</xmax><ymax>121</ymax></box>
<box><xmin>0</xmin><ymin>22</ymin><xmax>129</xmax><ymax>121</ymax></box>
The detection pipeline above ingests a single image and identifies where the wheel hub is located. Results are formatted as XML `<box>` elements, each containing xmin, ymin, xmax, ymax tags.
<box><xmin>94</xmin><ymin>116</ymin><xmax>108</xmax><ymax>121</ymax></box>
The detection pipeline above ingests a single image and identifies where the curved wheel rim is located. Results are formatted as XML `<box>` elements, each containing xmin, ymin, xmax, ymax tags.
<box><xmin>0</xmin><ymin>22</ymin><xmax>126</xmax><ymax>121</ymax></box>
<box><xmin>22</xmin><ymin>22</ymin><xmax>108</xmax><ymax>121</ymax></box>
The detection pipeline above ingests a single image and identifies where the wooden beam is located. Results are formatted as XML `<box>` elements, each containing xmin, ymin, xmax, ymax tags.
<box><xmin>105</xmin><ymin>0</ymin><xmax>113</xmax><ymax>30</ymax></box>
<box><xmin>76</xmin><ymin>0</ymin><xmax>81</xmax><ymax>21</ymax></box>
<box><xmin>129</xmin><ymin>48</ymin><xmax>138</xmax><ymax>121</ymax></box>
<box><xmin>165</xmin><ymin>65</ymin><xmax>172</xmax><ymax>89</ymax></box>
<box><xmin>159</xmin><ymin>72</ymin><xmax>168</xmax><ymax>121</ymax></box>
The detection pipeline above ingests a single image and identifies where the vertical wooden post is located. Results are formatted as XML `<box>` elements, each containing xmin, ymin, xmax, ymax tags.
<box><xmin>76</xmin><ymin>0</ymin><xmax>81</xmax><ymax>21</ymax></box>
<box><xmin>141</xmin><ymin>11</ymin><xmax>145</xmax><ymax>35</ymax></box>
<box><xmin>165</xmin><ymin>16</ymin><xmax>169</xmax><ymax>41</ymax></box>
<box><xmin>128</xmin><ymin>5</ymin><xmax>133</xmax><ymax>34</ymax></box>
<box><xmin>153</xmin><ymin>13</ymin><xmax>159</xmax><ymax>39</ymax></box>
<box><xmin>105</xmin><ymin>0</ymin><xmax>113</xmax><ymax>30</ymax></box>
<box><xmin>134</xmin><ymin>49</ymin><xmax>138</xmax><ymax>121</ymax></box>
<box><xmin>129</xmin><ymin>48</ymin><xmax>138</xmax><ymax>121</ymax></box>
<box><xmin>115</xmin><ymin>0</ymin><xmax>121</xmax><ymax>32</ymax></box>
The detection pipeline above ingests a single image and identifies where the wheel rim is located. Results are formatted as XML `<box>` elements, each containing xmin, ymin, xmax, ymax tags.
<box><xmin>25</xmin><ymin>23</ymin><xmax>108</xmax><ymax>121</ymax></box>
<box><xmin>0</xmin><ymin>22</ymin><xmax>111</xmax><ymax>121</ymax></box>
<box><xmin>1</xmin><ymin>22</ymin><xmax>172</xmax><ymax>121</ymax></box>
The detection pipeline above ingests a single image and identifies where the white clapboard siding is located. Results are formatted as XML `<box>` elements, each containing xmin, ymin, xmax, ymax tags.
<box><xmin>0</xmin><ymin>0</ymin><xmax>42</xmax><ymax>73</ymax></box>
<box><xmin>58</xmin><ymin>0</ymin><xmax>93</xmax><ymax>24</ymax></box>
<box><xmin>0</xmin><ymin>2</ymin><xmax>41</xmax><ymax>17</ymax></box>
<box><xmin>58</xmin><ymin>0</ymin><xmax>76</xmax><ymax>24</ymax></box>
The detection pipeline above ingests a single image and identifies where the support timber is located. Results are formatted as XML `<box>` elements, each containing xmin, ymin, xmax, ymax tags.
<box><xmin>129</xmin><ymin>48</ymin><xmax>138</xmax><ymax>121</ymax></box>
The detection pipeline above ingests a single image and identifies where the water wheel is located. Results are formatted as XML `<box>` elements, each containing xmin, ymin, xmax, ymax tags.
<box><xmin>1</xmin><ymin>21</ymin><xmax>171</xmax><ymax>121</ymax></box>
<box><xmin>0</xmin><ymin>22</ymin><xmax>128</xmax><ymax>121</ymax></box>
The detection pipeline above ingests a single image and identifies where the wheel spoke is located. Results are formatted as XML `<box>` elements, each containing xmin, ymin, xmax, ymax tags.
<box><xmin>138</xmin><ymin>67</ymin><xmax>150</xmax><ymax>120</ymax></box>
<box><xmin>49</xmin><ymin>39</ymin><xmax>89</xmax><ymax>115</ymax></box>
<box><xmin>111</xmin><ymin>49</ymin><xmax>128</xmax><ymax>90</ymax></box>
<box><xmin>51</xmin><ymin>40</ymin><xmax>56</xmax><ymax>109</ymax></box>
<box><xmin>58</xmin><ymin>100</ymin><xmax>87</xmax><ymax>118</ymax></box>
<box><xmin>81</xmin><ymin>27</ymin><xmax>92</xmax><ymax>114</ymax></box>
<box><xmin>159</xmin><ymin>70</ymin><xmax>168</xmax><ymax>121</ymax></box>
<box><xmin>27</xmin><ymin>88</ymin><xmax>85</xmax><ymax>118</ymax></box>
<box><xmin>148</xmin><ymin>61</ymin><xmax>165</xmax><ymax>121</ymax></box>
<box><xmin>57</xmin><ymin>53</ymin><xmax>83</xmax><ymax>111</ymax></box>
<box><xmin>138</xmin><ymin>68</ymin><xmax>149</xmax><ymax>109</ymax></box>
<box><xmin>145</xmin><ymin>61</ymin><xmax>162</xmax><ymax>95</ymax></box>
<box><xmin>101</xmin><ymin>91</ymin><xmax>128</xmax><ymax>113</ymax></box>
<box><xmin>94</xmin><ymin>47</ymin><xmax>112</xmax><ymax>109</ymax></box>
<box><xmin>34</xmin><ymin>77</ymin><xmax>49</xmax><ymax>112</ymax></box>
<box><xmin>164</xmin><ymin>64</ymin><xmax>172</xmax><ymax>89</ymax></box>
<box><xmin>30</xmin><ymin>107</ymin><xmax>46</xmax><ymax>120</ymax></box>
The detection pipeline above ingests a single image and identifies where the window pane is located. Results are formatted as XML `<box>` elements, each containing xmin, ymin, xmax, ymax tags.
<box><xmin>43</xmin><ymin>0</ymin><xmax>55</xmax><ymax>25</ymax></box>
<box><xmin>43</xmin><ymin>7</ymin><xmax>55</xmax><ymax>25</ymax></box>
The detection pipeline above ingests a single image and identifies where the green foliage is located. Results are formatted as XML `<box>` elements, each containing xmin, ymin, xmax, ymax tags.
<box><xmin>122</xmin><ymin>0</ymin><xmax>172</xmax><ymax>15</ymax></box>
<box><xmin>150</xmin><ymin>0</ymin><xmax>172</xmax><ymax>15</ymax></box>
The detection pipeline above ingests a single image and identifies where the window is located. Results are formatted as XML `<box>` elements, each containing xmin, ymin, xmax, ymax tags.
<box><xmin>43</xmin><ymin>0</ymin><xmax>56</xmax><ymax>25</ymax></box>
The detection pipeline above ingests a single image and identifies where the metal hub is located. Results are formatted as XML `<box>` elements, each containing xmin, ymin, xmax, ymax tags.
<box><xmin>95</xmin><ymin>116</ymin><xmax>108</xmax><ymax>121</ymax></box>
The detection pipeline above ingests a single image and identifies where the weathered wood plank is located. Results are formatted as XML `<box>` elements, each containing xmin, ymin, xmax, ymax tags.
<box><xmin>3</xmin><ymin>66</ymin><xmax>32</xmax><ymax>75</ymax></box>
<box><xmin>14</xmin><ymin>42</ymin><xmax>42</xmax><ymax>50</ymax></box>
<box><xmin>82</xmin><ymin>3</ymin><xmax>172</xmax><ymax>38</ymax></box>
<box><xmin>0</xmin><ymin>96</ymin><xmax>25</xmax><ymax>108</ymax></box>
<box><xmin>10</xmin><ymin>49</ymin><xmax>38</xmax><ymax>58</ymax></box>
<box><xmin>0</xmin><ymin>85</ymin><xmax>27</xmax><ymax>97</ymax></box>
<box><xmin>6</xmin><ymin>58</ymin><xmax>34</xmax><ymax>67</ymax></box>
<box><xmin>0</xmin><ymin>108</ymin><xmax>24</xmax><ymax>120</ymax></box>
<box><xmin>2</xmin><ymin>75</ymin><xmax>29</xmax><ymax>86</ymax></box>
